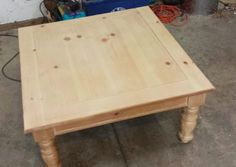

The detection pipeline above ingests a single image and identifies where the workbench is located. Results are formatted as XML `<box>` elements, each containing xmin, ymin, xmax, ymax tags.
<box><xmin>19</xmin><ymin>6</ymin><xmax>214</xmax><ymax>166</ymax></box>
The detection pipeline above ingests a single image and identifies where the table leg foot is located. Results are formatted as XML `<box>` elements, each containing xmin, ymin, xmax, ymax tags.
<box><xmin>33</xmin><ymin>129</ymin><xmax>61</xmax><ymax>167</ymax></box>
<box><xmin>178</xmin><ymin>106</ymin><xmax>199</xmax><ymax>143</ymax></box>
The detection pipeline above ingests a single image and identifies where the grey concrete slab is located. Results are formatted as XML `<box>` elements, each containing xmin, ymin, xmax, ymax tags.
<box><xmin>57</xmin><ymin>126</ymin><xmax>126</xmax><ymax>167</ymax></box>
<box><xmin>0</xmin><ymin>15</ymin><xmax>236</xmax><ymax>167</ymax></box>
<box><xmin>113</xmin><ymin>83</ymin><xmax>236</xmax><ymax>167</ymax></box>
<box><xmin>167</xmin><ymin>16</ymin><xmax>236</xmax><ymax>87</ymax></box>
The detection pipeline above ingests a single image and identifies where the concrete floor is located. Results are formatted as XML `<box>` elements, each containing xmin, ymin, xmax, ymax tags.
<box><xmin>0</xmin><ymin>15</ymin><xmax>236</xmax><ymax>167</ymax></box>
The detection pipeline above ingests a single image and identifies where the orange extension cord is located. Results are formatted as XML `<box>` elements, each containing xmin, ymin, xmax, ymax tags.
<box><xmin>150</xmin><ymin>4</ymin><xmax>188</xmax><ymax>26</ymax></box>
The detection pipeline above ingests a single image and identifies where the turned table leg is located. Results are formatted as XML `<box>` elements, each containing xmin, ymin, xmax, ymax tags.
<box><xmin>179</xmin><ymin>106</ymin><xmax>199</xmax><ymax>143</ymax></box>
<box><xmin>33</xmin><ymin>129</ymin><xmax>61</xmax><ymax>167</ymax></box>
<box><xmin>178</xmin><ymin>94</ymin><xmax>206</xmax><ymax>143</ymax></box>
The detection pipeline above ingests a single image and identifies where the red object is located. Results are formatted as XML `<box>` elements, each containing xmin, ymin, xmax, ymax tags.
<box><xmin>150</xmin><ymin>4</ymin><xmax>188</xmax><ymax>26</ymax></box>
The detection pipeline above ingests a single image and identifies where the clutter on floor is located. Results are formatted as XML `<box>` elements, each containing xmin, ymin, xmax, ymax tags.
<box><xmin>42</xmin><ymin>0</ymin><xmax>153</xmax><ymax>21</ymax></box>
<box><xmin>150</xmin><ymin>4</ymin><xmax>188</xmax><ymax>26</ymax></box>
<box><xmin>40</xmin><ymin>0</ymin><xmax>221</xmax><ymax>26</ymax></box>
<box><xmin>213</xmin><ymin>0</ymin><xmax>236</xmax><ymax>20</ymax></box>
<box><xmin>41</xmin><ymin>0</ymin><xmax>190</xmax><ymax>26</ymax></box>
<box><xmin>83</xmin><ymin>0</ymin><xmax>151</xmax><ymax>16</ymax></box>
<box><xmin>57</xmin><ymin>1</ymin><xmax>86</xmax><ymax>20</ymax></box>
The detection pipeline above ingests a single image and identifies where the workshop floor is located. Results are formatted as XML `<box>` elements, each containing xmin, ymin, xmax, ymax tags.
<box><xmin>0</xmin><ymin>15</ymin><xmax>236</xmax><ymax>167</ymax></box>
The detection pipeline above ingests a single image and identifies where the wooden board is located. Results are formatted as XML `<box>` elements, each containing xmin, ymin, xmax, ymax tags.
<box><xmin>0</xmin><ymin>17</ymin><xmax>44</xmax><ymax>32</ymax></box>
<box><xmin>18</xmin><ymin>7</ymin><xmax>214</xmax><ymax>133</ymax></box>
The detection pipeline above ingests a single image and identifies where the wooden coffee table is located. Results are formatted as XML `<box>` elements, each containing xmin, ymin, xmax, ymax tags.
<box><xmin>19</xmin><ymin>7</ymin><xmax>214</xmax><ymax>167</ymax></box>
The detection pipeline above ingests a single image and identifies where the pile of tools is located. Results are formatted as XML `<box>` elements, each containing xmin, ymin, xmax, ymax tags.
<box><xmin>41</xmin><ymin>0</ymin><xmax>85</xmax><ymax>21</ymax></box>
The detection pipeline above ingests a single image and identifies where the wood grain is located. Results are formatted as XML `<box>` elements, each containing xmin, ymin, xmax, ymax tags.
<box><xmin>54</xmin><ymin>97</ymin><xmax>187</xmax><ymax>135</ymax></box>
<box><xmin>18</xmin><ymin>7</ymin><xmax>214</xmax><ymax>133</ymax></box>
<box><xmin>33</xmin><ymin>129</ymin><xmax>60</xmax><ymax>167</ymax></box>
<box><xmin>178</xmin><ymin>94</ymin><xmax>205</xmax><ymax>143</ymax></box>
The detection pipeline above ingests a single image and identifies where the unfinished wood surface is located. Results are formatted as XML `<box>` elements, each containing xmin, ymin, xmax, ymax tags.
<box><xmin>178</xmin><ymin>94</ymin><xmax>206</xmax><ymax>143</ymax></box>
<box><xmin>179</xmin><ymin>106</ymin><xmax>199</xmax><ymax>143</ymax></box>
<box><xmin>54</xmin><ymin>96</ymin><xmax>187</xmax><ymax>135</ymax></box>
<box><xmin>33</xmin><ymin>129</ymin><xmax>60</xmax><ymax>167</ymax></box>
<box><xmin>19</xmin><ymin>7</ymin><xmax>214</xmax><ymax>133</ymax></box>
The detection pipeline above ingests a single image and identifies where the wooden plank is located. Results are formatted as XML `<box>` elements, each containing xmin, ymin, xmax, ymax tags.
<box><xmin>19</xmin><ymin>27</ymin><xmax>45</xmax><ymax>131</ymax></box>
<box><xmin>0</xmin><ymin>17</ymin><xmax>44</xmax><ymax>32</ymax></box>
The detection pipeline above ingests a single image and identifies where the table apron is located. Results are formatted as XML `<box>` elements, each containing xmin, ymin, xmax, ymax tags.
<box><xmin>53</xmin><ymin>96</ymin><xmax>188</xmax><ymax>135</ymax></box>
